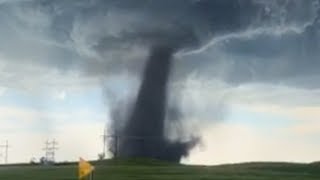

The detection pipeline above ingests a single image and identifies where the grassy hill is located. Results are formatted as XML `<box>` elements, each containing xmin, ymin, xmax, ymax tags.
<box><xmin>0</xmin><ymin>158</ymin><xmax>320</xmax><ymax>180</ymax></box>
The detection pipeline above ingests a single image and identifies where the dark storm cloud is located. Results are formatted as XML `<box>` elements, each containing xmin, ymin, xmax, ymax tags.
<box><xmin>1</xmin><ymin>0</ymin><xmax>318</xmax><ymax>84</ymax></box>
<box><xmin>170</xmin><ymin>0</ymin><xmax>320</xmax><ymax>89</ymax></box>
<box><xmin>0</xmin><ymin>2</ymin><xmax>318</xmax><ymax>103</ymax></box>
<box><xmin>0</xmin><ymin>0</ymin><xmax>269</xmax><ymax>74</ymax></box>
<box><xmin>196</xmin><ymin>2</ymin><xmax>320</xmax><ymax>87</ymax></box>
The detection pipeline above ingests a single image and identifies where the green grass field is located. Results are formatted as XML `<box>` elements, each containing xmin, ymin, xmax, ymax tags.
<box><xmin>0</xmin><ymin>158</ymin><xmax>320</xmax><ymax>180</ymax></box>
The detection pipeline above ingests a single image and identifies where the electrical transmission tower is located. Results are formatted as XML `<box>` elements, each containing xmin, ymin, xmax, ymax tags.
<box><xmin>0</xmin><ymin>140</ymin><xmax>10</xmax><ymax>164</ymax></box>
<box><xmin>102</xmin><ymin>122</ymin><xmax>125</xmax><ymax>159</ymax></box>
<box><xmin>102</xmin><ymin>132</ymin><xmax>162</xmax><ymax>159</ymax></box>
<box><xmin>102</xmin><ymin>125</ymin><xmax>119</xmax><ymax>158</ymax></box>
<box><xmin>105</xmin><ymin>134</ymin><xmax>119</xmax><ymax>158</ymax></box>
<box><xmin>43</xmin><ymin>139</ymin><xmax>58</xmax><ymax>163</ymax></box>
<box><xmin>102</xmin><ymin>124</ymin><xmax>165</xmax><ymax>159</ymax></box>
<box><xmin>102</xmin><ymin>124</ymin><xmax>107</xmax><ymax>157</ymax></box>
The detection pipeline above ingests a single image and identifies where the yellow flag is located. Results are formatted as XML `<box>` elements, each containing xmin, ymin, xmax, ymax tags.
<box><xmin>79</xmin><ymin>158</ymin><xmax>94</xmax><ymax>179</ymax></box>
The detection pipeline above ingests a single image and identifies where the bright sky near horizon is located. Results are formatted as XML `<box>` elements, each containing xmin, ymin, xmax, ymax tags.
<box><xmin>2</xmin><ymin>79</ymin><xmax>320</xmax><ymax>165</ymax></box>
<box><xmin>0</xmin><ymin>0</ymin><xmax>320</xmax><ymax>165</ymax></box>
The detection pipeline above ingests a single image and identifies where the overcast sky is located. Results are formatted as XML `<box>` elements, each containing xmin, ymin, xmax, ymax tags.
<box><xmin>0</xmin><ymin>0</ymin><xmax>320</xmax><ymax>164</ymax></box>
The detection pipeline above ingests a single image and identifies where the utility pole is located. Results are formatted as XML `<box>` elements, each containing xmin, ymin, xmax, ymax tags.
<box><xmin>43</xmin><ymin>139</ymin><xmax>58</xmax><ymax>163</ymax></box>
<box><xmin>0</xmin><ymin>140</ymin><xmax>10</xmax><ymax>164</ymax></box>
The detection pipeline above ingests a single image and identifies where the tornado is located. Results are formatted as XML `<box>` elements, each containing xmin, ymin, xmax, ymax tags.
<box><xmin>115</xmin><ymin>45</ymin><xmax>196</xmax><ymax>162</ymax></box>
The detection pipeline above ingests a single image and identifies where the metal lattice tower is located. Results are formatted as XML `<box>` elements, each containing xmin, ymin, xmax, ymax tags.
<box><xmin>43</xmin><ymin>139</ymin><xmax>58</xmax><ymax>163</ymax></box>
